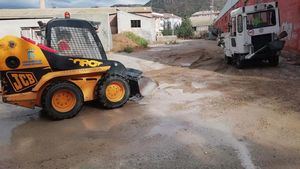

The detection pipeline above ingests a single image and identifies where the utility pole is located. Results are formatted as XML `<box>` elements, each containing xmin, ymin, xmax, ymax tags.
<box><xmin>210</xmin><ymin>0</ymin><xmax>215</xmax><ymax>24</ymax></box>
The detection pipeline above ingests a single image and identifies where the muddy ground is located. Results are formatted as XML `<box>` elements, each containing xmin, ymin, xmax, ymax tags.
<box><xmin>0</xmin><ymin>40</ymin><xmax>299</xmax><ymax>169</ymax></box>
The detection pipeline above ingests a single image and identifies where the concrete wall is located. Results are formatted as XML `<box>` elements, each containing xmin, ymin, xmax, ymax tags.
<box><xmin>214</xmin><ymin>0</ymin><xmax>300</xmax><ymax>54</ymax></box>
<box><xmin>154</xmin><ymin>18</ymin><xmax>163</xmax><ymax>33</ymax></box>
<box><xmin>0</xmin><ymin>14</ymin><xmax>113</xmax><ymax>51</ymax></box>
<box><xmin>190</xmin><ymin>12</ymin><xmax>218</xmax><ymax>36</ymax></box>
<box><xmin>117</xmin><ymin>11</ymin><xmax>156</xmax><ymax>42</ymax></box>
<box><xmin>153</xmin><ymin>16</ymin><xmax>182</xmax><ymax>32</ymax></box>
<box><xmin>279</xmin><ymin>0</ymin><xmax>300</xmax><ymax>54</ymax></box>
<box><xmin>164</xmin><ymin>18</ymin><xmax>182</xmax><ymax>30</ymax></box>
<box><xmin>196</xmin><ymin>26</ymin><xmax>209</xmax><ymax>32</ymax></box>
<box><xmin>110</xmin><ymin>14</ymin><xmax>118</xmax><ymax>34</ymax></box>
<box><xmin>0</xmin><ymin>18</ymin><xmax>50</xmax><ymax>38</ymax></box>
<box><xmin>156</xmin><ymin>35</ymin><xmax>177</xmax><ymax>44</ymax></box>
<box><xmin>72</xmin><ymin>13</ymin><xmax>112</xmax><ymax>52</ymax></box>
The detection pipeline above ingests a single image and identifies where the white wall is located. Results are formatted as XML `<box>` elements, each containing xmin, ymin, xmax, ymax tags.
<box><xmin>196</xmin><ymin>26</ymin><xmax>209</xmax><ymax>32</ymax></box>
<box><xmin>154</xmin><ymin>18</ymin><xmax>163</xmax><ymax>32</ymax></box>
<box><xmin>72</xmin><ymin>14</ymin><xmax>112</xmax><ymax>52</ymax></box>
<box><xmin>165</xmin><ymin>18</ymin><xmax>182</xmax><ymax>30</ymax></box>
<box><xmin>0</xmin><ymin>15</ymin><xmax>113</xmax><ymax>52</ymax></box>
<box><xmin>0</xmin><ymin>19</ymin><xmax>50</xmax><ymax>38</ymax></box>
<box><xmin>117</xmin><ymin>11</ymin><xmax>156</xmax><ymax>42</ymax></box>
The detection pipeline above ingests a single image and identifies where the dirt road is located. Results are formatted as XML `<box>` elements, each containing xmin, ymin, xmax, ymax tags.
<box><xmin>0</xmin><ymin>40</ymin><xmax>299</xmax><ymax>169</ymax></box>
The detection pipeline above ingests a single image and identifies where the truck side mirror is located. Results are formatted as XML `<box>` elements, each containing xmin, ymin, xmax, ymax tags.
<box><xmin>278</xmin><ymin>31</ymin><xmax>288</xmax><ymax>40</ymax></box>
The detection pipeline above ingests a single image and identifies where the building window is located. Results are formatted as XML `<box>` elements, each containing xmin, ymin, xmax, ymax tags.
<box><xmin>131</xmin><ymin>20</ymin><xmax>141</xmax><ymax>28</ymax></box>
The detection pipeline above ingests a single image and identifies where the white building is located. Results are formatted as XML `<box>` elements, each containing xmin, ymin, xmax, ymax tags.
<box><xmin>0</xmin><ymin>7</ymin><xmax>153</xmax><ymax>51</ymax></box>
<box><xmin>152</xmin><ymin>12</ymin><xmax>182</xmax><ymax>32</ymax></box>
<box><xmin>111</xmin><ymin>11</ymin><xmax>180</xmax><ymax>42</ymax></box>
<box><xmin>190</xmin><ymin>10</ymin><xmax>219</xmax><ymax>35</ymax></box>
<box><xmin>117</xmin><ymin>11</ymin><xmax>156</xmax><ymax>42</ymax></box>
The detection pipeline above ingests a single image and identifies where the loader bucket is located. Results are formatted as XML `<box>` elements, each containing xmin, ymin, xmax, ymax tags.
<box><xmin>126</xmin><ymin>68</ymin><xmax>143</xmax><ymax>100</ymax></box>
<box><xmin>125</xmin><ymin>68</ymin><xmax>158</xmax><ymax>101</ymax></box>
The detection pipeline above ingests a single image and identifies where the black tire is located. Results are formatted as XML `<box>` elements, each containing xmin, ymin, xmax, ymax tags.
<box><xmin>225</xmin><ymin>55</ymin><xmax>232</xmax><ymax>65</ymax></box>
<box><xmin>42</xmin><ymin>82</ymin><xmax>83</xmax><ymax>120</ymax></box>
<box><xmin>97</xmin><ymin>75</ymin><xmax>130</xmax><ymax>109</ymax></box>
<box><xmin>269</xmin><ymin>55</ymin><xmax>279</xmax><ymax>67</ymax></box>
<box><xmin>234</xmin><ymin>55</ymin><xmax>245</xmax><ymax>69</ymax></box>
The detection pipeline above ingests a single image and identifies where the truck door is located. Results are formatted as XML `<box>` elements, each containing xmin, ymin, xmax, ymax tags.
<box><xmin>230</xmin><ymin>17</ymin><xmax>237</xmax><ymax>52</ymax></box>
<box><xmin>236</xmin><ymin>15</ymin><xmax>245</xmax><ymax>53</ymax></box>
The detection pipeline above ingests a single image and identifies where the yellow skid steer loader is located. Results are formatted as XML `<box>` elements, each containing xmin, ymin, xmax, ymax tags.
<box><xmin>0</xmin><ymin>18</ymin><xmax>143</xmax><ymax>120</ymax></box>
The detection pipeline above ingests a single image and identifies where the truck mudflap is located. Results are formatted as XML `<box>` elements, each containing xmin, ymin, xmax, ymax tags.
<box><xmin>269</xmin><ymin>40</ymin><xmax>286</xmax><ymax>51</ymax></box>
<box><xmin>125</xmin><ymin>68</ymin><xmax>144</xmax><ymax>101</ymax></box>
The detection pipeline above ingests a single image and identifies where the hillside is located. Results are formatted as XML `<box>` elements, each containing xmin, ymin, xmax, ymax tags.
<box><xmin>145</xmin><ymin>0</ymin><xmax>226</xmax><ymax>17</ymax></box>
<box><xmin>111</xmin><ymin>4</ymin><xmax>144</xmax><ymax>7</ymax></box>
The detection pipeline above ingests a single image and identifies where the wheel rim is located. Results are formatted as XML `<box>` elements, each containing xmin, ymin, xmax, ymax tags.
<box><xmin>51</xmin><ymin>89</ymin><xmax>77</xmax><ymax>113</ymax></box>
<box><xmin>105</xmin><ymin>81</ymin><xmax>125</xmax><ymax>103</ymax></box>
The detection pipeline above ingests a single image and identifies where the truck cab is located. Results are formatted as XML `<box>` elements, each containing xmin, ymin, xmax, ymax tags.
<box><xmin>221</xmin><ymin>2</ymin><xmax>286</xmax><ymax>68</ymax></box>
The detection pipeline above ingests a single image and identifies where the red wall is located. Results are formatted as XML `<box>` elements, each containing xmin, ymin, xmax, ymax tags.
<box><xmin>278</xmin><ymin>0</ymin><xmax>300</xmax><ymax>54</ymax></box>
<box><xmin>214</xmin><ymin>0</ymin><xmax>300</xmax><ymax>54</ymax></box>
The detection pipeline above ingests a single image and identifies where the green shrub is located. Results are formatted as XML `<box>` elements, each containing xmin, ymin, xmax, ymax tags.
<box><xmin>162</xmin><ymin>29</ymin><xmax>174</xmax><ymax>36</ymax></box>
<box><xmin>176</xmin><ymin>18</ymin><xmax>194</xmax><ymax>39</ymax></box>
<box><xmin>123</xmin><ymin>32</ymin><xmax>149</xmax><ymax>48</ymax></box>
<box><xmin>123</xmin><ymin>46</ymin><xmax>133</xmax><ymax>53</ymax></box>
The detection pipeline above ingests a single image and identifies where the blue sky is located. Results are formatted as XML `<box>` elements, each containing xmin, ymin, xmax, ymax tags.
<box><xmin>0</xmin><ymin>0</ymin><xmax>149</xmax><ymax>8</ymax></box>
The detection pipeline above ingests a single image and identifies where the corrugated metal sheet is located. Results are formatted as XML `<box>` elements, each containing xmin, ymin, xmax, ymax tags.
<box><xmin>215</xmin><ymin>0</ymin><xmax>239</xmax><ymax>22</ymax></box>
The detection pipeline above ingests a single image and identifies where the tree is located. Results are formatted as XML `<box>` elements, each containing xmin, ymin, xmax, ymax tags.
<box><xmin>176</xmin><ymin>18</ymin><xmax>194</xmax><ymax>38</ymax></box>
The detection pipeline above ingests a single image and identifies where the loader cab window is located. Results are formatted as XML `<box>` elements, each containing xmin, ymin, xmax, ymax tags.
<box><xmin>50</xmin><ymin>26</ymin><xmax>102</xmax><ymax>59</ymax></box>
<box><xmin>247</xmin><ymin>10</ymin><xmax>276</xmax><ymax>29</ymax></box>
<box><xmin>237</xmin><ymin>15</ymin><xmax>243</xmax><ymax>33</ymax></box>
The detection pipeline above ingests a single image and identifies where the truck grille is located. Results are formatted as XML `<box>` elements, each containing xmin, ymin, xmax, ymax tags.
<box><xmin>251</xmin><ymin>34</ymin><xmax>272</xmax><ymax>53</ymax></box>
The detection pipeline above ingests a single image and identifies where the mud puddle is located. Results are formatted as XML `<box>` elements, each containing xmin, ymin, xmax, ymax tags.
<box><xmin>0</xmin><ymin>104</ymin><xmax>40</xmax><ymax>146</ymax></box>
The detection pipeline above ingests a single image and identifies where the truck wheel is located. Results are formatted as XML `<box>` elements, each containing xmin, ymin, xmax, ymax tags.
<box><xmin>235</xmin><ymin>55</ymin><xmax>245</xmax><ymax>69</ymax></box>
<box><xmin>225</xmin><ymin>55</ymin><xmax>232</xmax><ymax>65</ymax></box>
<box><xmin>97</xmin><ymin>75</ymin><xmax>130</xmax><ymax>109</ymax></box>
<box><xmin>42</xmin><ymin>82</ymin><xmax>83</xmax><ymax>120</ymax></box>
<box><xmin>269</xmin><ymin>55</ymin><xmax>279</xmax><ymax>67</ymax></box>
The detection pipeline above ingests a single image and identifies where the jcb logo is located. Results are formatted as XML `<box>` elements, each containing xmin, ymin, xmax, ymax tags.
<box><xmin>69</xmin><ymin>59</ymin><xmax>102</xmax><ymax>67</ymax></box>
<box><xmin>6</xmin><ymin>72</ymin><xmax>37</xmax><ymax>92</ymax></box>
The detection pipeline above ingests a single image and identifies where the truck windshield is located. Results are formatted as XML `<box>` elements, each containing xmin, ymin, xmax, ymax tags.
<box><xmin>247</xmin><ymin>10</ymin><xmax>276</xmax><ymax>29</ymax></box>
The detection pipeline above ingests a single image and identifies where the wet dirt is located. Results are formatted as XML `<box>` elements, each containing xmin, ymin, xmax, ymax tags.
<box><xmin>0</xmin><ymin>40</ymin><xmax>300</xmax><ymax>169</ymax></box>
